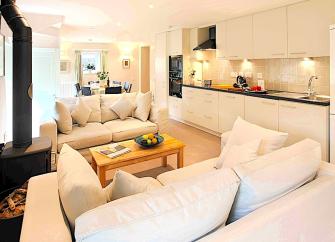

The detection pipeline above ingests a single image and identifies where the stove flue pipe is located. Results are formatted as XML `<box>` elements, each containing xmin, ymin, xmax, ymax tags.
<box><xmin>0</xmin><ymin>0</ymin><xmax>32</xmax><ymax>148</ymax></box>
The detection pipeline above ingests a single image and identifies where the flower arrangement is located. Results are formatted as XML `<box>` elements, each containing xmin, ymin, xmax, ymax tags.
<box><xmin>97</xmin><ymin>71</ymin><xmax>109</xmax><ymax>81</ymax></box>
<box><xmin>189</xmin><ymin>70</ymin><xmax>196</xmax><ymax>79</ymax></box>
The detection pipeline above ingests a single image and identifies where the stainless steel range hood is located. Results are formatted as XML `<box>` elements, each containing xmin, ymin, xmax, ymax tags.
<box><xmin>193</xmin><ymin>26</ymin><xmax>216</xmax><ymax>51</ymax></box>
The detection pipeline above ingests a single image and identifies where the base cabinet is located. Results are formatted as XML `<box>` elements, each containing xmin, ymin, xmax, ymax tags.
<box><xmin>278</xmin><ymin>101</ymin><xmax>329</xmax><ymax>161</ymax></box>
<box><xmin>219</xmin><ymin>92</ymin><xmax>244</xmax><ymax>133</ymax></box>
<box><xmin>168</xmin><ymin>97</ymin><xmax>182</xmax><ymax>120</ymax></box>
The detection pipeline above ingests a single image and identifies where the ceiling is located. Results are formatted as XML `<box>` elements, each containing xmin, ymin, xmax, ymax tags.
<box><xmin>17</xmin><ymin>0</ymin><xmax>303</xmax><ymax>44</ymax></box>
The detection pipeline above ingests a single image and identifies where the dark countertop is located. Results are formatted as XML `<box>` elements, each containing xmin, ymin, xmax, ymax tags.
<box><xmin>182</xmin><ymin>84</ymin><xmax>330</xmax><ymax>106</ymax></box>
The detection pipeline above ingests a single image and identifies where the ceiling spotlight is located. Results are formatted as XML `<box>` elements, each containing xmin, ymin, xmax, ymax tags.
<box><xmin>148</xmin><ymin>4</ymin><xmax>154</xmax><ymax>9</ymax></box>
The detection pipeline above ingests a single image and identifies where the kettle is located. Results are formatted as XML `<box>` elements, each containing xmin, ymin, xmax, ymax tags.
<box><xmin>233</xmin><ymin>75</ymin><xmax>248</xmax><ymax>88</ymax></box>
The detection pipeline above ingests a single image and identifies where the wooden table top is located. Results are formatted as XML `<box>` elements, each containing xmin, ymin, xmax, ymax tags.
<box><xmin>89</xmin><ymin>134</ymin><xmax>185</xmax><ymax>167</ymax></box>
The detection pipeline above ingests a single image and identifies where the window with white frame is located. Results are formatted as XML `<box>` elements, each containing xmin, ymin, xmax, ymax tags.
<box><xmin>81</xmin><ymin>51</ymin><xmax>101</xmax><ymax>74</ymax></box>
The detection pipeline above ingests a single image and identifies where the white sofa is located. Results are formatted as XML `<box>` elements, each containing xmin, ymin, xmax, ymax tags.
<box><xmin>40</xmin><ymin>93</ymin><xmax>168</xmax><ymax>161</ymax></box>
<box><xmin>20</xmin><ymin>132</ymin><xmax>335</xmax><ymax>242</ymax></box>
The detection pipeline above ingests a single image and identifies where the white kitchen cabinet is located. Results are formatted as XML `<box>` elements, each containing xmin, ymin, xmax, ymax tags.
<box><xmin>216</xmin><ymin>21</ymin><xmax>226</xmax><ymax>59</ymax></box>
<box><xmin>226</xmin><ymin>16</ymin><xmax>253</xmax><ymax>60</ymax></box>
<box><xmin>245</xmin><ymin>96</ymin><xmax>278</xmax><ymax>130</ymax></box>
<box><xmin>288</xmin><ymin>0</ymin><xmax>335</xmax><ymax>58</ymax></box>
<box><xmin>253</xmin><ymin>7</ymin><xmax>287</xmax><ymax>59</ymax></box>
<box><xmin>278</xmin><ymin>101</ymin><xmax>329</xmax><ymax>161</ymax></box>
<box><xmin>168</xmin><ymin>96</ymin><xmax>182</xmax><ymax>120</ymax></box>
<box><xmin>167</xmin><ymin>29</ymin><xmax>190</xmax><ymax>57</ymax></box>
<box><xmin>218</xmin><ymin>92</ymin><xmax>244</xmax><ymax>132</ymax></box>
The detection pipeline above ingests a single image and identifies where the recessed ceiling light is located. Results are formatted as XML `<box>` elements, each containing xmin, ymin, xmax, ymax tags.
<box><xmin>148</xmin><ymin>4</ymin><xmax>154</xmax><ymax>9</ymax></box>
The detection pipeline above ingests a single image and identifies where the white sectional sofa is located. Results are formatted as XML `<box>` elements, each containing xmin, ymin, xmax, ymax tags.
<box><xmin>40</xmin><ymin>93</ymin><xmax>168</xmax><ymax>161</ymax></box>
<box><xmin>20</xmin><ymin>132</ymin><xmax>335</xmax><ymax>242</ymax></box>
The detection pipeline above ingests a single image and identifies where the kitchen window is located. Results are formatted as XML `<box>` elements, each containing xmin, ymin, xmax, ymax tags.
<box><xmin>81</xmin><ymin>51</ymin><xmax>101</xmax><ymax>74</ymax></box>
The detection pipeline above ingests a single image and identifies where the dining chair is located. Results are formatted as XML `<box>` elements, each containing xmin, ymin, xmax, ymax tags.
<box><xmin>74</xmin><ymin>83</ymin><xmax>81</xmax><ymax>96</ymax></box>
<box><xmin>82</xmin><ymin>86</ymin><xmax>92</xmax><ymax>96</ymax></box>
<box><xmin>105</xmin><ymin>86</ymin><xmax>122</xmax><ymax>94</ymax></box>
<box><xmin>123</xmin><ymin>82</ymin><xmax>132</xmax><ymax>93</ymax></box>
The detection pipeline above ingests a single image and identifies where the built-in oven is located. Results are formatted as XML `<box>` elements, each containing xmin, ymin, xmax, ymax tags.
<box><xmin>169</xmin><ymin>55</ymin><xmax>183</xmax><ymax>98</ymax></box>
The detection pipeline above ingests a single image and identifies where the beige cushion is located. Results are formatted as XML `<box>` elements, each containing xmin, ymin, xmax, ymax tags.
<box><xmin>20</xmin><ymin>173</ymin><xmax>72</xmax><ymax>242</ymax></box>
<box><xmin>216</xmin><ymin>139</ymin><xmax>261</xmax><ymax>169</ymax></box>
<box><xmin>110</xmin><ymin>94</ymin><xmax>135</xmax><ymax>120</ymax></box>
<box><xmin>103</xmin><ymin>118</ymin><xmax>157</xmax><ymax>142</ymax></box>
<box><xmin>71</xmin><ymin>98</ymin><xmax>92</xmax><ymax>127</ymax></box>
<box><xmin>100</xmin><ymin>93</ymin><xmax>137</xmax><ymax>123</ymax></box>
<box><xmin>229</xmin><ymin>138</ymin><xmax>322</xmax><ymax>223</ymax></box>
<box><xmin>57</xmin><ymin>144</ymin><xmax>107</xmax><ymax>231</ymax></box>
<box><xmin>57</xmin><ymin>96</ymin><xmax>101</xmax><ymax>123</ymax></box>
<box><xmin>157</xmin><ymin>158</ymin><xmax>217</xmax><ymax>185</ymax></box>
<box><xmin>57</xmin><ymin>123</ymin><xmax>112</xmax><ymax>152</ymax></box>
<box><xmin>134</xmin><ymin>91</ymin><xmax>152</xmax><ymax>121</ymax></box>
<box><xmin>54</xmin><ymin>101</ymin><xmax>72</xmax><ymax>134</ymax></box>
<box><xmin>104</xmin><ymin>170</ymin><xmax>162</xmax><ymax>202</ymax></box>
<box><xmin>75</xmin><ymin>168</ymin><xmax>240</xmax><ymax>242</ymax></box>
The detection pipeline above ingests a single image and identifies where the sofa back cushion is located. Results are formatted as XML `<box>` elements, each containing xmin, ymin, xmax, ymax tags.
<box><xmin>228</xmin><ymin>139</ymin><xmax>321</xmax><ymax>223</ymax></box>
<box><xmin>54</xmin><ymin>101</ymin><xmax>73</xmax><ymax>134</ymax></box>
<box><xmin>100</xmin><ymin>93</ymin><xmax>137</xmax><ymax>123</ymax></box>
<box><xmin>57</xmin><ymin>144</ymin><xmax>106</xmax><ymax>232</ymax></box>
<box><xmin>134</xmin><ymin>91</ymin><xmax>152</xmax><ymax>121</ymax></box>
<box><xmin>57</xmin><ymin>95</ymin><xmax>101</xmax><ymax>123</ymax></box>
<box><xmin>75</xmin><ymin>168</ymin><xmax>240</xmax><ymax>242</ymax></box>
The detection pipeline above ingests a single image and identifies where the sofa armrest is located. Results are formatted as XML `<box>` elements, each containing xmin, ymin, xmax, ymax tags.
<box><xmin>316</xmin><ymin>161</ymin><xmax>335</xmax><ymax>178</ymax></box>
<box><xmin>149</xmin><ymin>104</ymin><xmax>169</xmax><ymax>132</ymax></box>
<box><xmin>221</xmin><ymin>131</ymin><xmax>231</xmax><ymax>150</ymax></box>
<box><xmin>20</xmin><ymin>173</ymin><xmax>72</xmax><ymax>242</ymax></box>
<box><xmin>40</xmin><ymin>119</ymin><xmax>57</xmax><ymax>155</ymax></box>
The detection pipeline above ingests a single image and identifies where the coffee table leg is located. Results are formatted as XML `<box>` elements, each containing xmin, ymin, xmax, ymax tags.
<box><xmin>91</xmin><ymin>157</ymin><xmax>97</xmax><ymax>173</ymax></box>
<box><xmin>177</xmin><ymin>148</ymin><xmax>184</xmax><ymax>168</ymax></box>
<box><xmin>97</xmin><ymin>166</ymin><xmax>106</xmax><ymax>188</ymax></box>
<box><xmin>162</xmin><ymin>156</ymin><xmax>168</xmax><ymax>167</ymax></box>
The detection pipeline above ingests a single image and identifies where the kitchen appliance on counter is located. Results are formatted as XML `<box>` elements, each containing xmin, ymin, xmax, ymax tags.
<box><xmin>330</xmin><ymin>25</ymin><xmax>335</xmax><ymax>163</ymax></box>
<box><xmin>169</xmin><ymin>55</ymin><xmax>183</xmax><ymax>98</ymax></box>
<box><xmin>233</xmin><ymin>75</ymin><xmax>248</xmax><ymax>89</ymax></box>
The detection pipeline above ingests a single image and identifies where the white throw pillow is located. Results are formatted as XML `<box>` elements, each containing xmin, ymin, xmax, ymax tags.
<box><xmin>57</xmin><ymin>144</ymin><xmax>106</xmax><ymax>232</ymax></box>
<box><xmin>75</xmin><ymin>168</ymin><xmax>240</xmax><ymax>242</ymax></box>
<box><xmin>228</xmin><ymin>138</ymin><xmax>321</xmax><ymax>223</ymax></box>
<box><xmin>134</xmin><ymin>91</ymin><xmax>152</xmax><ymax>121</ymax></box>
<box><xmin>104</xmin><ymin>170</ymin><xmax>162</xmax><ymax>202</ymax></box>
<box><xmin>110</xmin><ymin>94</ymin><xmax>135</xmax><ymax>120</ymax></box>
<box><xmin>216</xmin><ymin>139</ymin><xmax>261</xmax><ymax>169</ymax></box>
<box><xmin>54</xmin><ymin>101</ymin><xmax>72</xmax><ymax>134</ymax></box>
<box><xmin>71</xmin><ymin>98</ymin><xmax>92</xmax><ymax>127</ymax></box>
<box><xmin>221</xmin><ymin>117</ymin><xmax>288</xmax><ymax>159</ymax></box>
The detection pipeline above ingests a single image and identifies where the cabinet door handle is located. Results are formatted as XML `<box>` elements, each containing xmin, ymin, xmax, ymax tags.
<box><xmin>262</xmin><ymin>101</ymin><xmax>276</xmax><ymax>106</ymax></box>
<box><xmin>272</xmin><ymin>53</ymin><xmax>285</xmax><ymax>56</ymax></box>
<box><xmin>290</xmin><ymin>51</ymin><xmax>306</xmax><ymax>55</ymax></box>
<box><xmin>204</xmin><ymin>115</ymin><xmax>212</xmax><ymax>120</ymax></box>
<box><xmin>225</xmin><ymin>95</ymin><xmax>236</xmax><ymax>99</ymax></box>
<box><xmin>280</xmin><ymin>104</ymin><xmax>297</xmax><ymax>109</ymax></box>
<box><xmin>204</xmin><ymin>100</ymin><xmax>213</xmax><ymax>104</ymax></box>
<box><xmin>228</xmin><ymin>55</ymin><xmax>239</xmax><ymax>58</ymax></box>
<box><xmin>187</xmin><ymin>110</ymin><xmax>194</xmax><ymax>114</ymax></box>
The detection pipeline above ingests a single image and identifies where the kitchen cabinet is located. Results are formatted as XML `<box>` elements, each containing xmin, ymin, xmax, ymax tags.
<box><xmin>218</xmin><ymin>92</ymin><xmax>244</xmax><ymax>132</ymax></box>
<box><xmin>216</xmin><ymin>21</ymin><xmax>226</xmax><ymax>59</ymax></box>
<box><xmin>253</xmin><ymin>7</ymin><xmax>287</xmax><ymax>59</ymax></box>
<box><xmin>168</xmin><ymin>96</ymin><xmax>182</xmax><ymax>120</ymax></box>
<box><xmin>182</xmin><ymin>87</ymin><xmax>219</xmax><ymax>132</ymax></box>
<box><xmin>226</xmin><ymin>16</ymin><xmax>253</xmax><ymax>60</ymax></box>
<box><xmin>287</xmin><ymin>0</ymin><xmax>335</xmax><ymax>58</ymax></box>
<box><xmin>245</xmin><ymin>96</ymin><xmax>278</xmax><ymax>130</ymax></box>
<box><xmin>167</xmin><ymin>29</ymin><xmax>190</xmax><ymax>57</ymax></box>
<box><xmin>278</xmin><ymin>101</ymin><xmax>329</xmax><ymax>161</ymax></box>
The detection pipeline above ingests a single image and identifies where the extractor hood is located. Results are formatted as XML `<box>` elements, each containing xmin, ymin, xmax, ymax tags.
<box><xmin>193</xmin><ymin>26</ymin><xmax>216</xmax><ymax>51</ymax></box>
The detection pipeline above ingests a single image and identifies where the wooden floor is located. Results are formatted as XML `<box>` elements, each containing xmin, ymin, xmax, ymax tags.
<box><xmin>106</xmin><ymin>119</ymin><xmax>221</xmax><ymax>180</ymax></box>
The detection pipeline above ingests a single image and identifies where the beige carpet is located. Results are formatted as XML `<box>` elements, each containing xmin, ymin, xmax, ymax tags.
<box><xmin>106</xmin><ymin>119</ymin><xmax>221</xmax><ymax>180</ymax></box>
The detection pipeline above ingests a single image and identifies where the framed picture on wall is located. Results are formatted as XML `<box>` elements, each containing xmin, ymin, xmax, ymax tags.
<box><xmin>0</xmin><ymin>35</ymin><xmax>5</xmax><ymax>77</ymax></box>
<box><xmin>60</xmin><ymin>60</ymin><xmax>71</xmax><ymax>73</ymax></box>
<box><xmin>122</xmin><ymin>59</ymin><xmax>130</xmax><ymax>69</ymax></box>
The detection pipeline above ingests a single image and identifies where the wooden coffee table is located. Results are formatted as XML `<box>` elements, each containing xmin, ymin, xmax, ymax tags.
<box><xmin>90</xmin><ymin>134</ymin><xmax>185</xmax><ymax>187</ymax></box>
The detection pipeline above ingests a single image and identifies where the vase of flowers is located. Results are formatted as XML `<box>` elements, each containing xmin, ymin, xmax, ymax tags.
<box><xmin>97</xmin><ymin>71</ymin><xmax>109</xmax><ymax>86</ymax></box>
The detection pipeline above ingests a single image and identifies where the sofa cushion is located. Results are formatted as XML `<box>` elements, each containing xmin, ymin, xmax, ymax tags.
<box><xmin>157</xmin><ymin>158</ymin><xmax>217</xmax><ymax>185</ymax></box>
<box><xmin>134</xmin><ymin>91</ymin><xmax>152</xmax><ymax>121</ymax></box>
<box><xmin>57</xmin><ymin>95</ymin><xmax>101</xmax><ymax>123</ymax></box>
<box><xmin>71</xmin><ymin>98</ymin><xmax>92</xmax><ymax>127</ymax></box>
<box><xmin>104</xmin><ymin>170</ymin><xmax>162</xmax><ymax>202</ymax></box>
<box><xmin>54</xmin><ymin>101</ymin><xmax>72</xmax><ymax>134</ymax></box>
<box><xmin>57</xmin><ymin>144</ymin><xmax>107</xmax><ymax>231</ymax></box>
<box><xmin>75</xmin><ymin>168</ymin><xmax>240</xmax><ymax>242</ymax></box>
<box><xmin>100</xmin><ymin>93</ymin><xmax>137</xmax><ymax>123</ymax></box>
<box><xmin>57</xmin><ymin>123</ymin><xmax>112</xmax><ymax>152</ymax></box>
<box><xmin>110</xmin><ymin>94</ymin><xmax>135</xmax><ymax>120</ymax></box>
<box><xmin>103</xmin><ymin>117</ymin><xmax>157</xmax><ymax>142</ymax></box>
<box><xmin>228</xmin><ymin>138</ymin><xmax>321</xmax><ymax>223</ymax></box>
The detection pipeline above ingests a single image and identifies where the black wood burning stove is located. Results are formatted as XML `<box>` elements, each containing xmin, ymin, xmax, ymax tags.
<box><xmin>0</xmin><ymin>0</ymin><xmax>51</xmax><ymax>192</ymax></box>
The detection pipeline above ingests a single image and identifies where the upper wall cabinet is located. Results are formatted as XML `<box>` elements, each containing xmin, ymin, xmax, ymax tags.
<box><xmin>288</xmin><ymin>0</ymin><xmax>335</xmax><ymax>58</ymax></box>
<box><xmin>226</xmin><ymin>16</ymin><xmax>253</xmax><ymax>60</ymax></box>
<box><xmin>216</xmin><ymin>22</ymin><xmax>226</xmax><ymax>59</ymax></box>
<box><xmin>167</xmin><ymin>29</ymin><xmax>190</xmax><ymax>56</ymax></box>
<box><xmin>253</xmin><ymin>7</ymin><xmax>287</xmax><ymax>59</ymax></box>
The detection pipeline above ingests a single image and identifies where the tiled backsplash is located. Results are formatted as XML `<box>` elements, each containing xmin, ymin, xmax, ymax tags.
<box><xmin>187</xmin><ymin>52</ymin><xmax>330</xmax><ymax>95</ymax></box>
